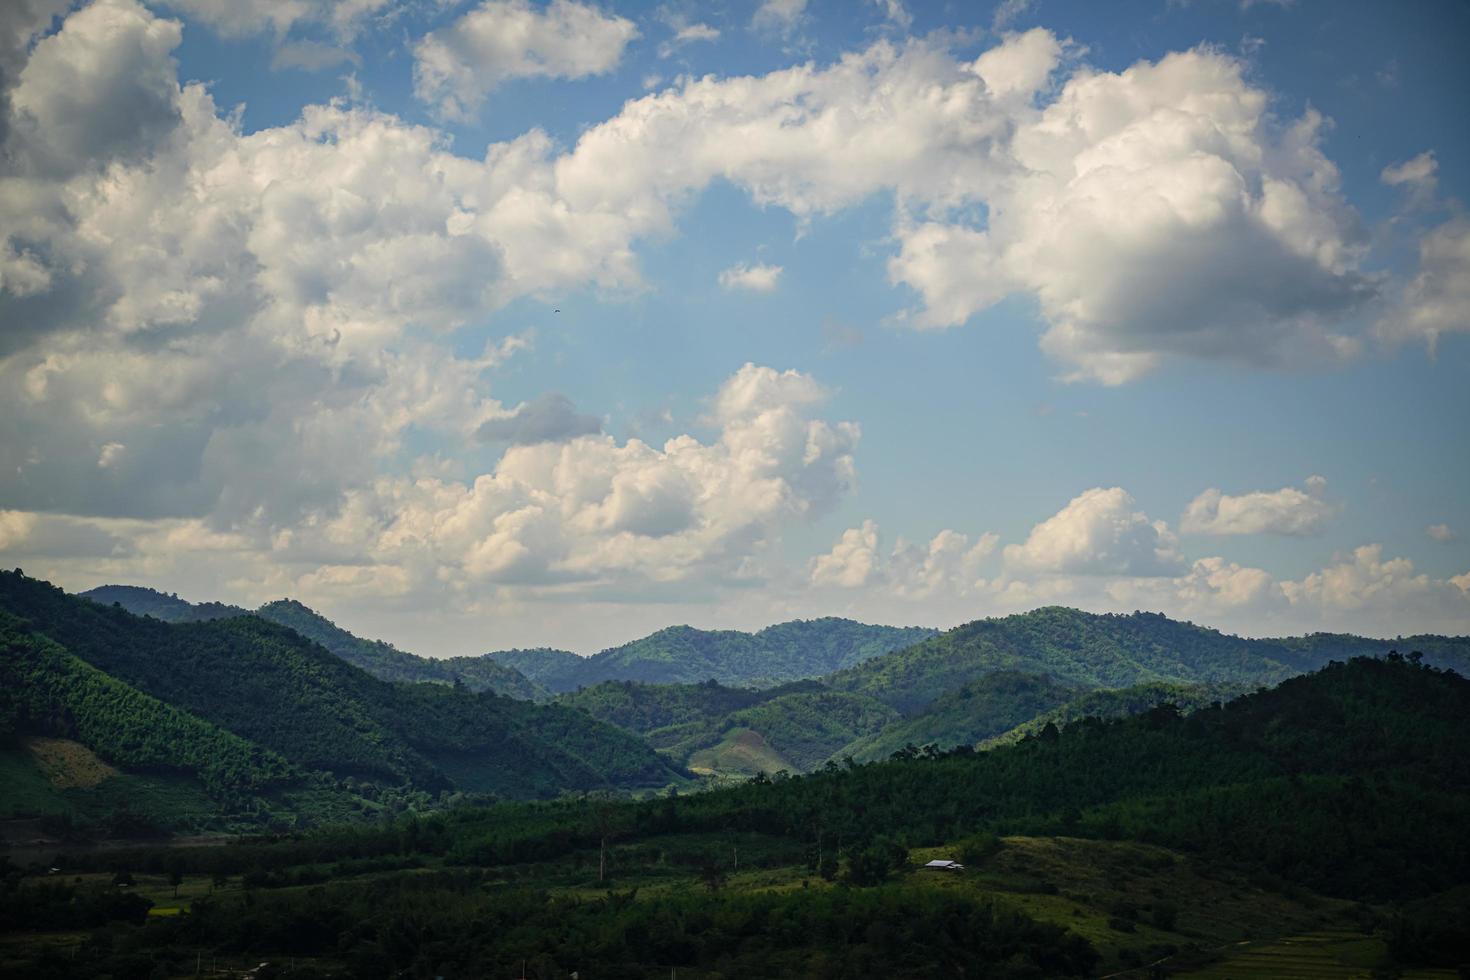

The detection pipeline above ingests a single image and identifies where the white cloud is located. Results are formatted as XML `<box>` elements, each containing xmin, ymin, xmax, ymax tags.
<box><xmin>871</xmin><ymin>0</ymin><xmax>912</xmax><ymax>29</ymax></box>
<box><xmin>1381</xmin><ymin>151</ymin><xmax>1437</xmax><ymax>192</ymax></box>
<box><xmin>657</xmin><ymin>12</ymin><xmax>719</xmax><ymax>58</ymax></box>
<box><xmin>890</xmin><ymin>46</ymin><xmax>1373</xmax><ymax>382</ymax></box>
<box><xmin>153</xmin><ymin>0</ymin><xmax>394</xmax><ymax>41</ymax></box>
<box><xmin>718</xmin><ymin>262</ymin><xmax>783</xmax><ymax>292</ymax></box>
<box><xmin>1282</xmin><ymin>544</ymin><xmax>1469</xmax><ymax>621</ymax></box>
<box><xmin>992</xmin><ymin>0</ymin><xmax>1031</xmax><ymax>31</ymax></box>
<box><xmin>413</xmin><ymin>0</ymin><xmax>638</xmax><ymax>118</ymax></box>
<box><xmin>810</xmin><ymin>520</ymin><xmax>997</xmax><ymax>595</ymax></box>
<box><xmin>1428</xmin><ymin>523</ymin><xmax>1456</xmax><ymax>543</ymax></box>
<box><xmin>1377</xmin><ymin>217</ymin><xmax>1470</xmax><ymax>350</ymax></box>
<box><xmin>1004</xmin><ymin>487</ymin><xmax>1184</xmax><ymax>577</ymax></box>
<box><xmin>1181</xmin><ymin>477</ymin><xmax>1336</xmax><ymax>536</ymax></box>
<box><xmin>752</xmin><ymin>0</ymin><xmax>806</xmax><ymax>34</ymax></box>
<box><xmin>810</xmin><ymin>519</ymin><xmax>882</xmax><ymax>587</ymax></box>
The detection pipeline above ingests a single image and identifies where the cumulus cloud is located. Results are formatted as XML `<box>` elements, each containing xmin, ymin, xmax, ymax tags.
<box><xmin>475</xmin><ymin>392</ymin><xmax>602</xmax><ymax>446</ymax></box>
<box><xmin>890</xmin><ymin>46</ymin><xmax>1373</xmax><ymax>382</ymax></box>
<box><xmin>1428</xmin><ymin>523</ymin><xmax>1456</xmax><ymax>543</ymax></box>
<box><xmin>871</xmin><ymin>0</ymin><xmax>912</xmax><ymax>29</ymax></box>
<box><xmin>413</xmin><ymin>0</ymin><xmax>638</xmax><ymax>118</ymax></box>
<box><xmin>1004</xmin><ymin>487</ymin><xmax>1184</xmax><ymax>577</ymax></box>
<box><xmin>1377</xmin><ymin>217</ymin><xmax>1470</xmax><ymax>350</ymax></box>
<box><xmin>810</xmin><ymin>520</ymin><xmax>997</xmax><ymax>596</ymax></box>
<box><xmin>718</xmin><ymin>262</ymin><xmax>783</xmax><ymax>292</ymax></box>
<box><xmin>1181</xmin><ymin>476</ymin><xmax>1336</xmax><ymax>536</ymax></box>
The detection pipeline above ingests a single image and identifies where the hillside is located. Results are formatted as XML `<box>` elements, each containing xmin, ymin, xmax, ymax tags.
<box><xmin>823</xmin><ymin>606</ymin><xmax>1468</xmax><ymax>715</ymax></box>
<box><xmin>5</xmin><ymin>572</ymin><xmax>682</xmax><ymax>801</ymax></box>
<box><xmin>527</xmin><ymin>618</ymin><xmax>936</xmax><ymax>692</ymax></box>
<box><xmin>255</xmin><ymin>599</ymin><xmax>544</xmax><ymax>700</ymax></box>
<box><xmin>81</xmin><ymin>586</ymin><xmax>545</xmax><ymax>701</ymax></box>
<box><xmin>980</xmin><ymin>680</ymin><xmax>1247</xmax><ymax>749</ymax></box>
<box><xmin>837</xmin><ymin>671</ymin><xmax>1079</xmax><ymax>763</ymax></box>
<box><xmin>555</xmin><ymin>679</ymin><xmax>899</xmax><ymax>775</ymax></box>
<box><xmin>0</xmin><ymin>616</ymin><xmax>293</xmax><ymax>801</ymax></box>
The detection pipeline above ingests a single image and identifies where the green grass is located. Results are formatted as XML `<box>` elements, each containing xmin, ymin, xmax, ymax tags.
<box><xmin>1176</xmin><ymin>929</ymin><xmax>1460</xmax><ymax>978</ymax></box>
<box><xmin>0</xmin><ymin>748</ymin><xmax>67</xmax><ymax>817</ymax></box>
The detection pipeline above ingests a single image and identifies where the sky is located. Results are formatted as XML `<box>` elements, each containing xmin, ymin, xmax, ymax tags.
<box><xmin>0</xmin><ymin>0</ymin><xmax>1467</xmax><ymax>657</ymax></box>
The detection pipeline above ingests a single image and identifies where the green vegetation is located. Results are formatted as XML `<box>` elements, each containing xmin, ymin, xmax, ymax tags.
<box><xmin>556</xmin><ymin>679</ymin><xmax>900</xmax><ymax>775</ymax></box>
<box><xmin>830</xmin><ymin>606</ymin><xmax>1361</xmax><ymax>714</ymax></box>
<box><xmin>515</xmin><ymin>618</ymin><xmax>937</xmax><ymax>692</ymax></box>
<box><xmin>0</xmin><ymin>618</ymin><xmax>293</xmax><ymax>799</ymax></box>
<box><xmin>255</xmin><ymin>598</ymin><xmax>545</xmax><ymax>700</ymax></box>
<box><xmin>5</xmin><ymin>654</ymin><xmax>1466</xmax><ymax>978</ymax></box>
<box><xmin>4</xmin><ymin>572</ymin><xmax>684</xmax><ymax>814</ymax></box>
<box><xmin>839</xmin><ymin>670</ymin><xmax>1078</xmax><ymax>762</ymax></box>
<box><xmin>981</xmin><ymin>679</ymin><xmax>1247</xmax><ymax>748</ymax></box>
<box><xmin>83</xmin><ymin>585</ymin><xmax>547</xmax><ymax>701</ymax></box>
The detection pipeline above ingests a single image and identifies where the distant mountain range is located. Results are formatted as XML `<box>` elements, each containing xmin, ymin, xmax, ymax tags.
<box><xmin>82</xmin><ymin>585</ymin><xmax>934</xmax><ymax>695</ymax></box>
<box><xmin>490</xmin><ymin>620</ymin><xmax>938</xmax><ymax>691</ymax></box>
<box><xmin>9</xmin><ymin>575</ymin><xmax>1466</xmax><ymax>819</ymax></box>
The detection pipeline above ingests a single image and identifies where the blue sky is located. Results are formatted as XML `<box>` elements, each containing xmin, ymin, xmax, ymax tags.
<box><xmin>0</xmin><ymin>0</ymin><xmax>1466</xmax><ymax>655</ymax></box>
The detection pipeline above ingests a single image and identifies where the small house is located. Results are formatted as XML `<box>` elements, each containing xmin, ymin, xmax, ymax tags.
<box><xmin>922</xmin><ymin>859</ymin><xmax>965</xmax><ymax>872</ymax></box>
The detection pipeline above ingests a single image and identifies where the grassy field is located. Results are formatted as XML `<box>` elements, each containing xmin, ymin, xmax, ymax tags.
<box><xmin>686</xmin><ymin>727</ymin><xmax>793</xmax><ymax>775</ymax></box>
<box><xmin>22</xmin><ymin>737</ymin><xmax>118</xmax><ymax>789</ymax></box>
<box><xmin>1175</xmin><ymin>929</ymin><xmax>1460</xmax><ymax>979</ymax></box>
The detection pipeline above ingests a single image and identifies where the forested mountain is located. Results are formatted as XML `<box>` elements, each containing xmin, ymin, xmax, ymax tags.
<box><xmin>80</xmin><ymin>586</ymin><xmax>545</xmax><ymax>701</ymax></box>
<box><xmin>1</xmin><ymin>616</ymin><xmax>293</xmax><ymax>800</ymax></box>
<box><xmin>823</xmin><ymin>606</ymin><xmax>1470</xmax><ymax>715</ymax></box>
<box><xmin>4</xmin><ymin>572</ymin><xmax>682</xmax><ymax>805</ymax></box>
<box><xmin>518</xmin><ymin>618</ymin><xmax>936</xmax><ymax>692</ymax></box>
<box><xmin>836</xmin><ymin>671</ymin><xmax>1079</xmax><ymax>763</ymax></box>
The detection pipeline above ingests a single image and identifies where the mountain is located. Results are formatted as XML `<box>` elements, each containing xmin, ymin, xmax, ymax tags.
<box><xmin>836</xmin><ymin>671</ymin><xmax>1079</xmax><ymax>763</ymax></box>
<box><xmin>7</xmin><ymin>572</ymin><xmax>682</xmax><ymax>804</ymax></box>
<box><xmin>824</xmin><ymin>606</ymin><xmax>1470</xmax><ymax>715</ymax></box>
<box><xmin>524</xmin><ymin>618</ymin><xmax>937</xmax><ymax>693</ymax></box>
<box><xmin>80</xmin><ymin>586</ymin><xmax>544</xmax><ymax>701</ymax></box>
<box><xmin>1</xmin><ymin>616</ymin><xmax>294</xmax><ymax>806</ymax></box>
<box><xmin>254</xmin><ymin>599</ymin><xmax>544</xmax><ymax>700</ymax></box>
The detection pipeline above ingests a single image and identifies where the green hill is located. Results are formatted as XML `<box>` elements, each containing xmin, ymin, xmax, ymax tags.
<box><xmin>837</xmin><ymin>671</ymin><xmax>1079</xmax><ymax>763</ymax></box>
<box><xmin>0</xmin><ymin>616</ymin><xmax>293</xmax><ymax>799</ymax></box>
<box><xmin>6</xmin><ymin>572</ymin><xmax>682</xmax><ymax>800</ymax></box>
<box><xmin>483</xmin><ymin>647</ymin><xmax>585</xmax><ymax>688</ymax></box>
<box><xmin>823</xmin><ymin>606</ymin><xmax>1470</xmax><ymax>715</ymax></box>
<box><xmin>532</xmin><ymin>618</ymin><xmax>936</xmax><ymax>692</ymax></box>
<box><xmin>254</xmin><ymin>599</ymin><xmax>544</xmax><ymax>700</ymax></box>
<box><xmin>81</xmin><ymin>586</ymin><xmax>545</xmax><ymax>701</ymax></box>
